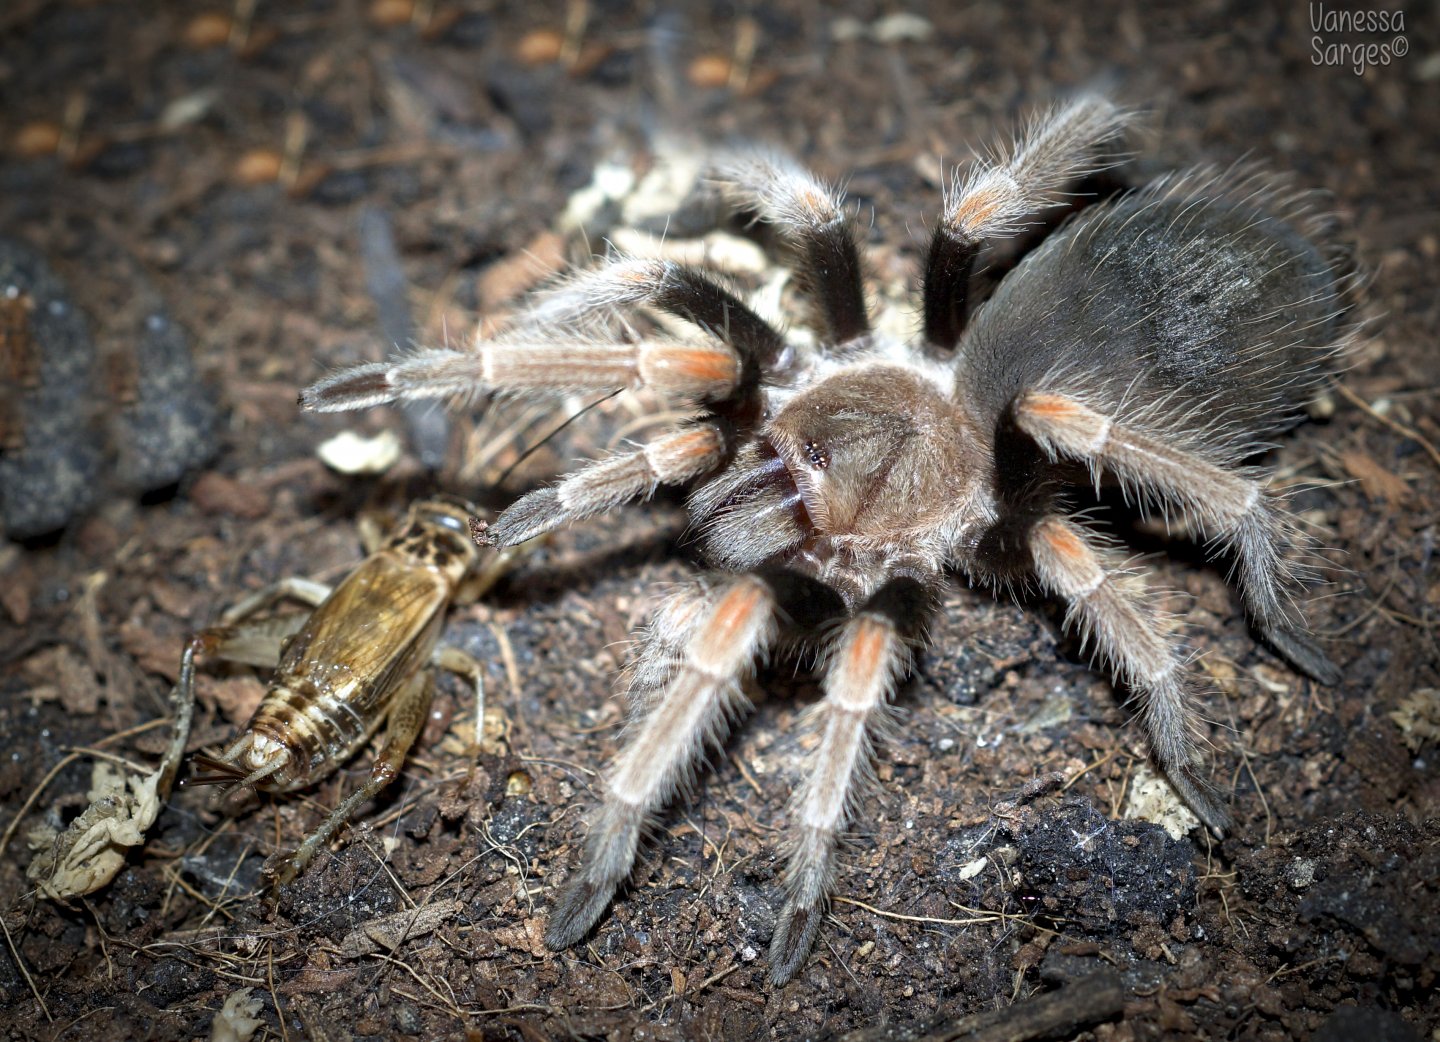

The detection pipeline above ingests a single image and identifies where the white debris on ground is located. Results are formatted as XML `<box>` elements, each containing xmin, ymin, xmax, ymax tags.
<box><xmin>209</xmin><ymin>988</ymin><xmax>266</xmax><ymax>1042</ymax></box>
<box><xmin>1122</xmin><ymin>762</ymin><xmax>1203</xmax><ymax>840</ymax></box>
<box><xmin>25</xmin><ymin>674</ymin><xmax>193</xmax><ymax>900</ymax></box>
<box><xmin>316</xmin><ymin>427</ymin><xmax>404</xmax><ymax>475</ymax></box>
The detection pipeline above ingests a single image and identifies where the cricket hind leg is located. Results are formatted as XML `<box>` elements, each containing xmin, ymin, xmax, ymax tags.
<box><xmin>432</xmin><ymin>644</ymin><xmax>488</xmax><ymax>761</ymax></box>
<box><xmin>443</xmin><ymin>522</ymin><xmax>545</xmax><ymax>758</ymax></box>
<box><xmin>265</xmin><ymin>670</ymin><xmax>435</xmax><ymax>885</ymax></box>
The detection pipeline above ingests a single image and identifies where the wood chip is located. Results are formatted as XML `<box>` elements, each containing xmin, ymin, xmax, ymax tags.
<box><xmin>23</xmin><ymin>644</ymin><xmax>102</xmax><ymax>714</ymax></box>
<box><xmin>477</xmin><ymin>231</ymin><xmax>567</xmax><ymax>312</ymax></box>
<box><xmin>338</xmin><ymin>900</ymin><xmax>461</xmax><ymax>958</ymax></box>
<box><xmin>119</xmin><ymin>621</ymin><xmax>184</xmax><ymax>681</ymax></box>
<box><xmin>190</xmin><ymin>471</ymin><xmax>271</xmax><ymax>519</ymax></box>
<box><xmin>0</xmin><ymin>554</ymin><xmax>33</xmax><ymax>625</ymax></box>
<box><xmin>493</xmin><ymin>916</ymin><xmax>548</xmax><ymax>957</ymax></box>
<box><xmin>1340</xmin><ymin>448</ymin><xmax>1409</xmax><ymax>503</ymax></box>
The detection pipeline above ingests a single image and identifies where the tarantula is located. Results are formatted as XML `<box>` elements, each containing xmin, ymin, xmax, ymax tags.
<box><xmin>301</xmin><ymin>97</ymin><xmax>1353</xmax><ymax>983</ymax></box>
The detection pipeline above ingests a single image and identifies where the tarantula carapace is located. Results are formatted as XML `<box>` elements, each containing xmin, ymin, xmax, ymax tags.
<box><xmin>301</xmin><ymin>97</ymin><xmax>1353</xmax><ymax>983</ymax></box>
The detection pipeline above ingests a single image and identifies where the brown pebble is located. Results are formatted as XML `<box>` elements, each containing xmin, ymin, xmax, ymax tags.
<box><xmin>568</xmin><ymin>42</ymin><xmax>615</xmax><ymax>78</ymax></box>
<box><xmin>119</xmin><ymin>620</ymin><xmax>186</xmax><ymax>681</ymax></box>
<box><xmin>202</xmin><ymin>675</ymin><xmax>267</xmax><ymax>723</ymax></box>
<box><xmin>515</xmin><ymin>28</ymin><xmax>563</xmax><ymax>65</ymax></box>
<box><xmin>64</xmin><ymin>137</ymin><xmax>106</xmax><ymax>170</ymax></box>
<box><xmin>13</xmin><ymin>121</ymin><xmax>61</xmax><ymax>158</ymax></box>
<box><xmin>190</xmin><ymin>471</ymin><xmax>270</xmax><ymax>519</ymax></box>
<box><xmin>688</xmin><ymin>54</ymin><xmax>733</xmax><ymax>89</ymax></box>
<box><xmin>233</xmin><ymin>148</ymin><xmax>282</xmax><ymax>186</ymax></box>
<box><xmin>182</xmin><ymin>11</ymin><xmax>233</xmax><ymax>50</ymax></box>
<box><xmin>420</xmin><ymin>8</ymin><xmax>464</xmax><ymax>41</ymax></box>
<box><xmin>368</xmin><ymin>0</ymin><xmax>414</xmax><ymax>27</ymax></box>
<box><xmin>0</xmin><ymin>559</ymin><xmax>32</xmax><ymax>626</ymax></box>
<box><xmin>75</xmin><ymin>514</ymin><xmax>123</xmax><ymax>559</ymax></box>
<box><xmin>235</xmin><ymin>24</ymin><xmax>279</xmax><ymax>60</ymax></box>
<box><xmin>285</xmin><ymin>162</ymin><xmax>331</xmax><ymax>199</ymax></box>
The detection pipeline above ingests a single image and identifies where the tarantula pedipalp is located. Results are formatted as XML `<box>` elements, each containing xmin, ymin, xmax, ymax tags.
<box><xmin>300</xmin><ymin>96</ymin><xmax>1353</xmax><ymax>984</ymax></box>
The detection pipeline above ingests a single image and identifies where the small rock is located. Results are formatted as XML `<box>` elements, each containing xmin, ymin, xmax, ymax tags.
<box><xmin>111</xmin><ymin>308</ymin><xmax>218</xmax><ymax>493</ymax></box>
<box><xmin>0</xmin><ymin>237</ymin><xmax>102</xmax><ymax>538</ymax></box>
<box><xmin>190</xmin><ymin>471</ymin><xmax>270</xmax><ymax>519</ymax></box>
<box><xmin>316</xmin><ymin>429</ymin><xmax>403</xmax><ymax>475</ymax></box>
<box><xmin>1286</xmin><ymin>857</ymin><xmax>1317</xmax><ymax>890</ymax></box>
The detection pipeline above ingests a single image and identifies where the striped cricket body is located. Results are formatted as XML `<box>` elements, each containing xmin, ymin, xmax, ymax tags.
<box><xmin>184</xmin><ymin>497</ymin><xmax>505</xmax><ymax>883</ymax></box>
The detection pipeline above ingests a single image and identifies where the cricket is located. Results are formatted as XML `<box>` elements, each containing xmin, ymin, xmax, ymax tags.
<box><xmin>182</xmin><ymin>497</ymin><xmax>520</xmax><ymax>884</ymax></box>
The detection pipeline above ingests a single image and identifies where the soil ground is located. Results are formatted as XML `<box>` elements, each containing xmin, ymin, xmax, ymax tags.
<box><xmin>1</xmin><ymin>2</ymin><xmax>1437</xmax><ymax>1040</ymax></box>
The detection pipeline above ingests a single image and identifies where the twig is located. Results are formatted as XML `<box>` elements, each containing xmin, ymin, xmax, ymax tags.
<box><xmin>0</xmin><ymin>910</ymin><xmax>50</xmax><ymax>1021</ymax></box>
<box><xmin>837</xmin><ymin>970</ymin><xmax>1124</xmax><ymax>1042</ymax></box>
<box><xmin>268</xmin><ymin>941</ymin><xmax>291</xmax><ymax>1042</ymax></box>
<box><xmin>366</xmin><ymin>951</ymin><xmax>464</xmax><ymax>1017</ymax></box>
<box><xmin>488</xmin><ymin>620</ymin><xmax>524</xmax><ymax>710</ymax></box>
<box><xmin>1222</xmin><ymin>696</ymin><xmax>1273</xmax><ymax>845</ymax></box>
<box><xmin>1265</xmin><ymin>952</ymin><xmax>1347</xmax><ymax>983</ymax></box>
<box><xmin>833</xmin><ymin>896</ymin><xmax>1000</xmax><ymax>927</ymax></box>
<box><xmin>1332</xmin><ymin>380</ymin><xmax>1440</xmax><ymax>470</ymax></box>
<box><xmin>1061</xmin><ymin>750</ymin><xmax>1117</xmax><ymax>791</ymax></box>
<box><xmin>637</xmin><ymin>961</ymin><xmax>742</xmax><ymax>1013</ymax></box>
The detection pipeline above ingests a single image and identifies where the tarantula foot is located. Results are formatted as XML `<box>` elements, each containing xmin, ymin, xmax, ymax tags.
<box><xmin>1261</xmin><ymin>626</ymin><xmax>1341</xmax><ymax>686</ymax></box>
<box><xmin>769</xmin><ymin>899</ymin><xmax>824</xmax><ymax>985</ymax></box>
<box><xmin>1165</xmin><ymin>763</ymin><xmax>1233</xmax><ymax>838</ymax></box>
<box><xmin>299</xmin><ymin>362</ymin><xmax>398</xmax><ymax>412</ymax></box>
<box><xmin>466</xmin><ymin>515</ymin><xmax>494</xmax><ymax>547</ymax></box>
<box><xmin>545</xmin><ymin>876</ymin><xmax>618</xmax><ymax>950</ymax></box>
<box><xmin>490</xmin><ymin>487</ymin><xmax>563</xmax><ymax>548</ymax></box>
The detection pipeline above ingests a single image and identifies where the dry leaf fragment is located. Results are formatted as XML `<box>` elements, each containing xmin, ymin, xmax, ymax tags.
<box><xmin>22</xmin><ymin>644</ymin><xmax>103</xmax><ymax>714</ymax></box>
<box><xmin>493</xmin><ymin>916</ymin><xmax>548</xmax><ymax>957</ymax></box>
<box><xmin>25</xmin><ymin>673</ymin><xmax>193</xmax><ymax>900</ymax></box>
<box><xmin>338</xmin><ymin>900</ymin><xmax>461</xmax><ymax>957</ymax></box>
<box><xmin>1390</xmin><ymin>688</ymin><xmax>1440</xmax><ymax>751</ymax></box>
<box><xmin>1339</xmin><ymin>448</ymin><xmax>1409</xmax><ymax>503</ymax></box>
<box><xmin>0</xmin><ymin>551</ymin><xmax>33</xmax><ymax>625</ymax></box>
<box><xmin>210</xmin><ymin>988</ymin><xmax>266</xmax><ymax>1042</ymax></box>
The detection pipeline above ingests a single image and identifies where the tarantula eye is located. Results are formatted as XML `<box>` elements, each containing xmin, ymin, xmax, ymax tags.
<box><xmin>803</xmin><ymin>439</ymin><xmax>830</xmax><ymax>469</ymax></box>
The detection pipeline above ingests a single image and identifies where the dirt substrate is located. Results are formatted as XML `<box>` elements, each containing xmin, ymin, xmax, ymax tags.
<box><xmin>1</xmin><ymin>2</ymin><xmax>1437</xmax><ymax>1040</ymax></box>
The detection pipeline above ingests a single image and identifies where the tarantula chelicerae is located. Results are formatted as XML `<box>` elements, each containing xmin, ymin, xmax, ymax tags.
<box><xmin>301</xmin><ymin>97</ymin><xmax>1353</xmax><ymax>983</ymax></box>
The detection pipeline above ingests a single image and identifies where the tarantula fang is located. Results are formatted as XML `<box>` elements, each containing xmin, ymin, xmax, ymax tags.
<box><xmin>300</xmin><ymin>96</ymin><xmax>1353</xmax><ymax>984</ymax></box>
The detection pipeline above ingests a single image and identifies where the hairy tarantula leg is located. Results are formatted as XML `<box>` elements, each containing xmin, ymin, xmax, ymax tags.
<box><xmin>924</xmin><ymin>96</ymin><xmax>1131</xmax><ymax>349</ymax></box>
<box><xmin>545</xmin><ymin>575</ymin><xmax>781</xmax><ymax>951</ymax></box>
<box><xmin>300</xmin><ymin>337</ymin><xmax>742</xmax><ymax>413</ymax></box>
<box><xmin>1014</xmin><ymin>391</ymin><xmax>1338</xmax><ymax>684</ymax></box>
<box><xmin>522</xmin><ymin>257</ymin><xmax>788</xmax><ymax>372</ymax></box>
<box><xmin>1028</xmin><ymin>516</ymin><xmax>1231</xmax><ymax>833</ymax></box>
<box><xmin>488</xmin><ymin>420</ymin><xmax>731</xmax><ymax>547</ymax></box>
<box><xmin>709</xmin><ymin>151</ymin><xmax>870</xmax><ymax>344</ymax></box>
<box><xmin>770</xmin><ymin>575</ymin><xmax>936</xmax><ymax>985</ymax></box>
